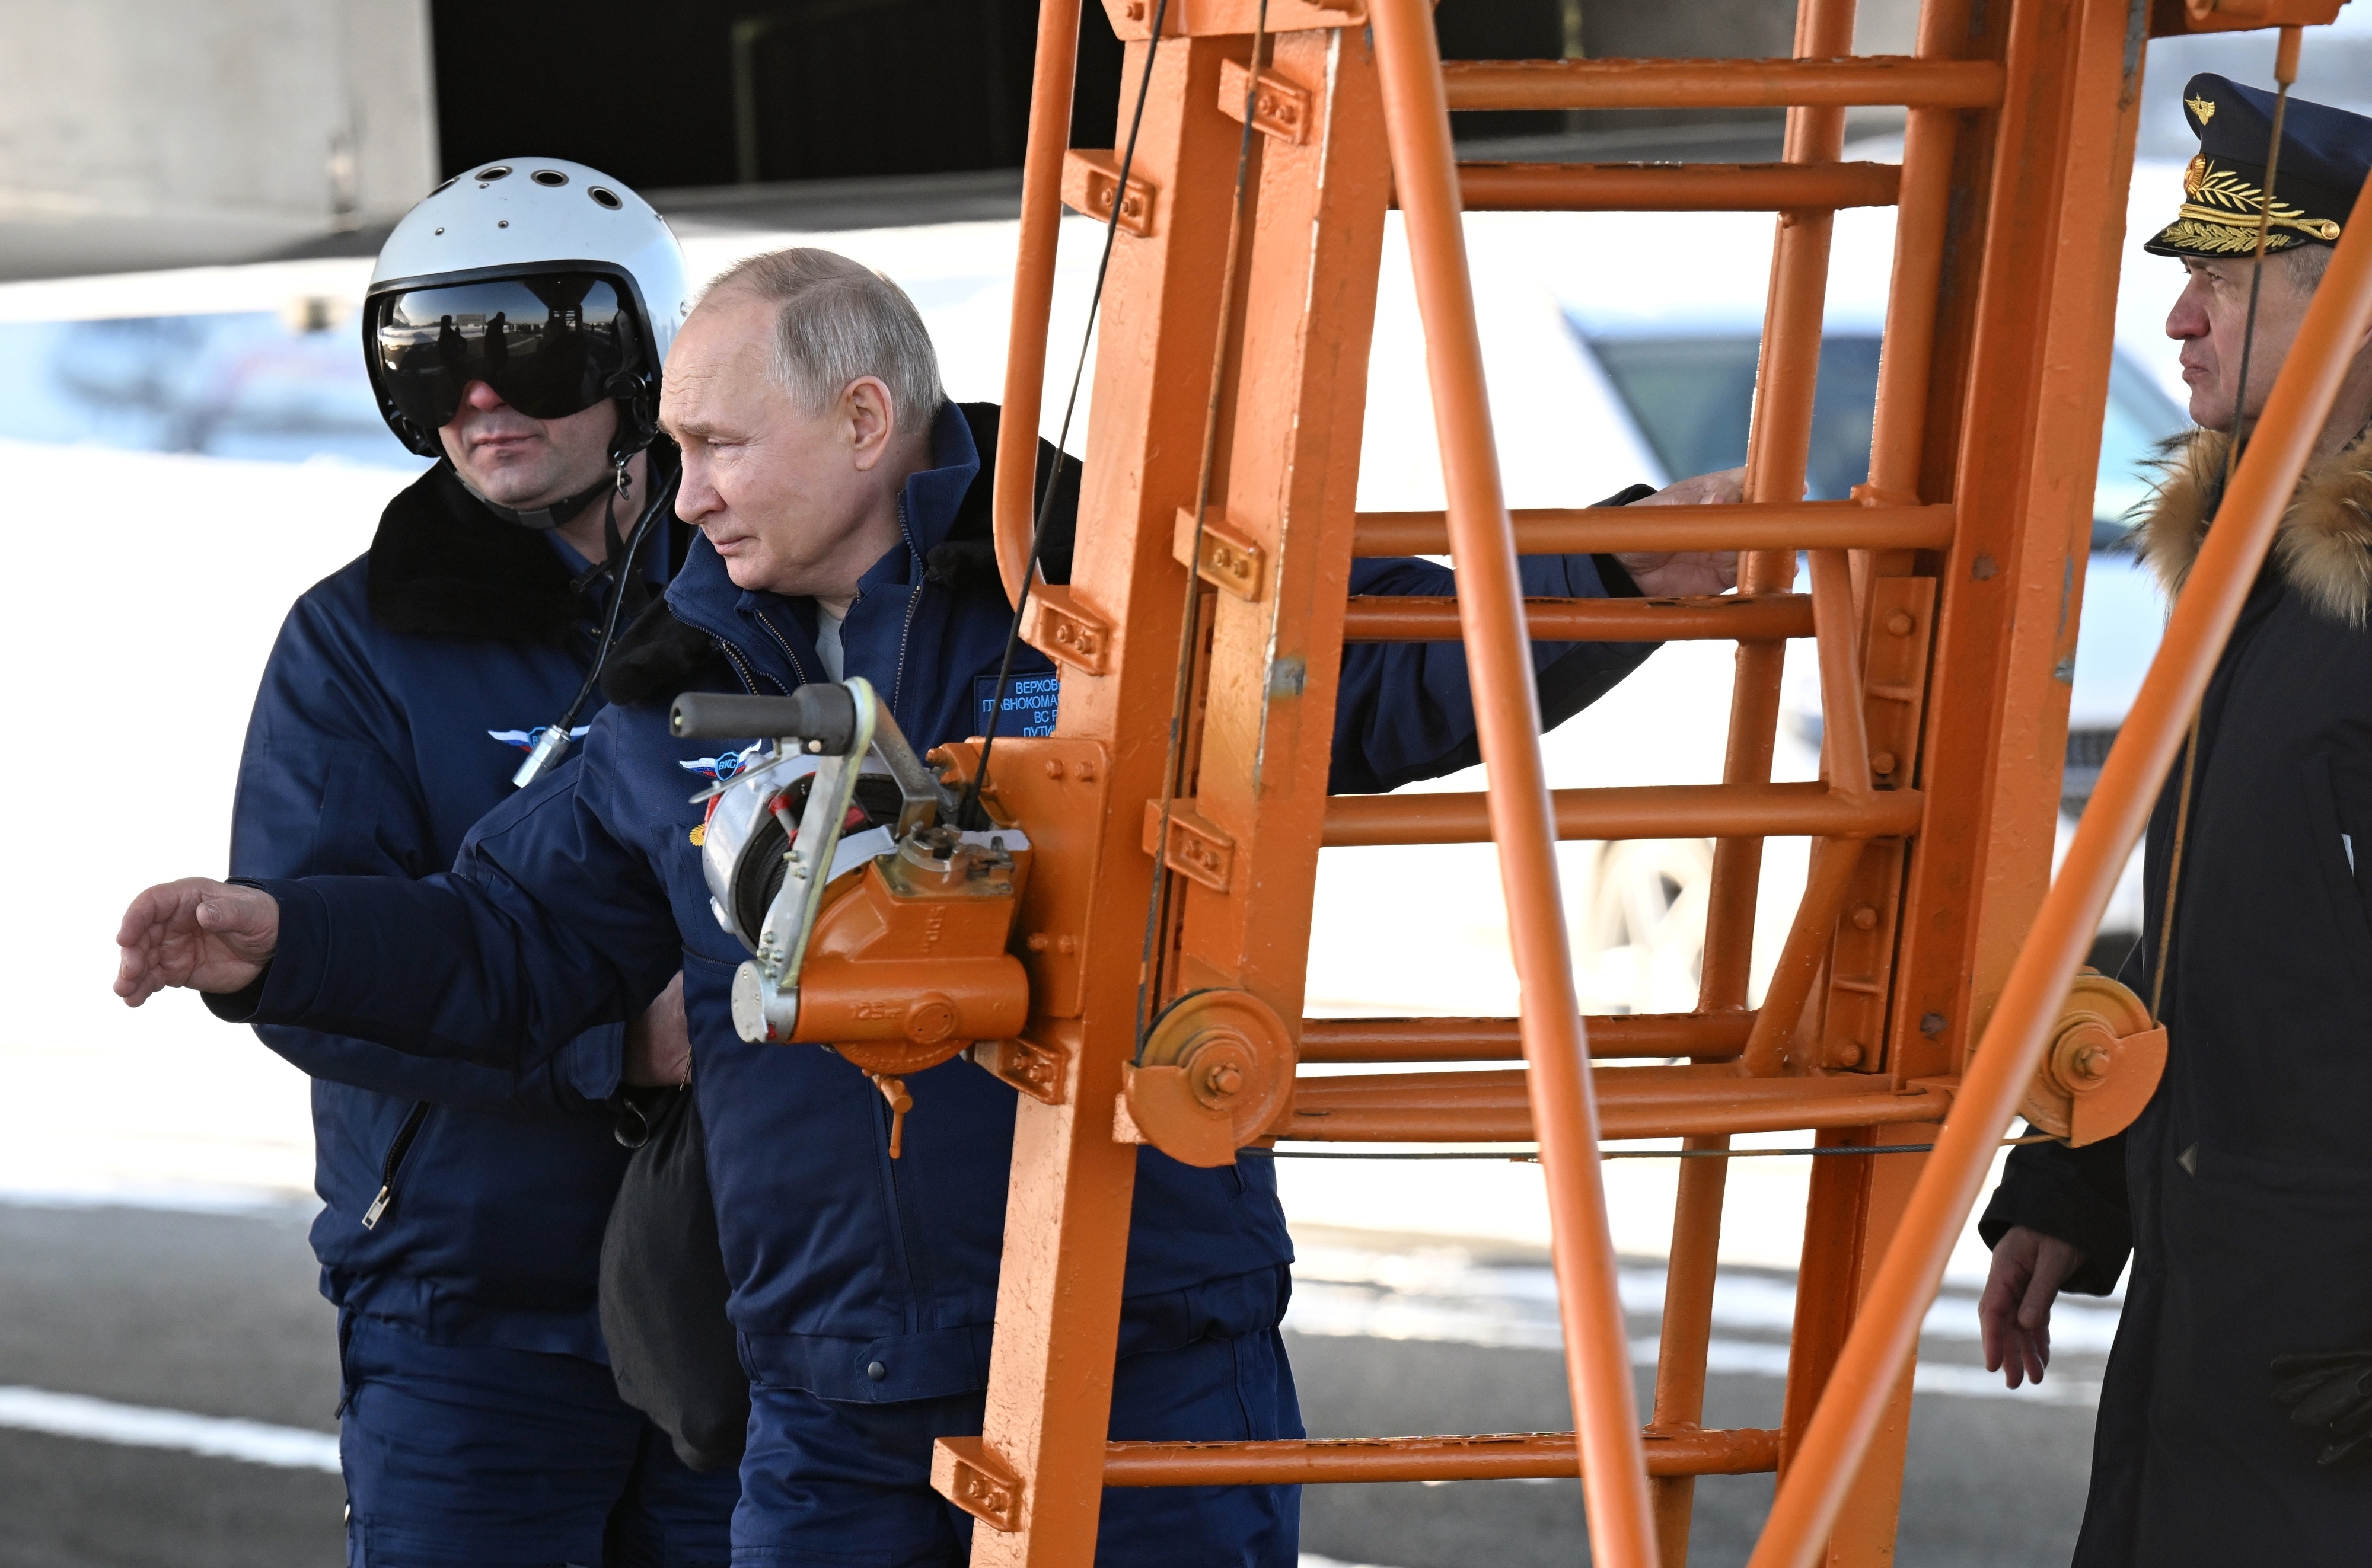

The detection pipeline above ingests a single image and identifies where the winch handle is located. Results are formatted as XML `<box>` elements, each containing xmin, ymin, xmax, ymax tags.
<box><xmin>671</xmin><ymin>688</ymin><xmax>860</xmax><ymax>754</ymax></box>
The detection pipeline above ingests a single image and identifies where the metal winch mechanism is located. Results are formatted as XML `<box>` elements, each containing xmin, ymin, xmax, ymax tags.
<box><xmin>671</xmin><ymin>679</ymin><xmax>1034</xmax><ymax>1154</ymax></box>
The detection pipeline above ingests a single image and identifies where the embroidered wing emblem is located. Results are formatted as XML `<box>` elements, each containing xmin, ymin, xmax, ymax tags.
<box><xmin>488</xmin><ymin>726</ymin><xmax>589</xmax><ymax>752</ymax></box>
<box><xmin>680</xmin><ymin>745</ymin><xmax>760</xmax><ymax>781</ymax></box>
<box><xmin>2186</xmin><ymin>94</ymin><xmax>2217</xmax><ymax>126</ymax></box>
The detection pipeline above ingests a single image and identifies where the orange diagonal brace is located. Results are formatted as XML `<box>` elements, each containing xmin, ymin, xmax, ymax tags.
<box><xmin>1367</xmin><ymin>0</ymin><xmax>1656</xmax><ymax>1561</ymax></box>
<box><xmin>1747</xmin><ymin>167</ymin><xmax>2372</xmax><ymax>1568</ymax></box>
<box><xmin>990</xmin><ymin>0</ymin><xmax>1080</xmax><ymax>606</ymax></box>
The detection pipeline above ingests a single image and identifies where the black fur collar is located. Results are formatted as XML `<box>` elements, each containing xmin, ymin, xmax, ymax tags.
<box><xmin>921</xmin><ymin>403</ymin><xmax>1078</xmax><ymax>594</ymax></box>
<box><xmin>368</xmin><ymin>464</ymin><xmax>583</xmax><ymax>644</ymax></box>
<box><xmin>602</xmin><ymin>599</ymin><xmax>727</xmax><ymax>704</ymax></box>
<box><xmin>367</xmin><ymin>445</ymin><xmax>683</xmax><ymax>644</ymax></box>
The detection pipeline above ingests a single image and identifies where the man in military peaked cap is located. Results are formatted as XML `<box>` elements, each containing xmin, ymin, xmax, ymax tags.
<box><xmin>1976</xmin><ymin>73</ymin><xmax>2372</xmax><ymax>1566</ymax></box>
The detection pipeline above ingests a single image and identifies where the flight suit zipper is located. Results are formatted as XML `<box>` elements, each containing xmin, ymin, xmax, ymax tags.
<box><xmin>361</xmin><ymin>1101</ymin><xmax>432</xmax><ymax>1230</ymax></box>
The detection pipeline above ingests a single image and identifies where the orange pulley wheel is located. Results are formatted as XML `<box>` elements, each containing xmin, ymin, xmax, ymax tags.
<box><xmin>1119</xmin><ymin>989</ymin><xmax>1296</xmax><ymax>1168</ymax></box>
<box><xmin>2020</xmin><ymin>972</ymin><xmax>2168</xmax><ymax>1147</ymax></box>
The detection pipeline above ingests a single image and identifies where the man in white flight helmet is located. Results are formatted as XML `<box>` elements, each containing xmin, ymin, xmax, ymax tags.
<box><xmin>225</xmin><ymin>159</ymin><xmax>738</xmax><ymax>1564</ymax></box>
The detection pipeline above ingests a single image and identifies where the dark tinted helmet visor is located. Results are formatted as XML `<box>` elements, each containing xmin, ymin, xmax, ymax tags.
<box><xmin>372</xmin><ymin>273</ymin><xmax>642</xmax><ymax>433</ymax></box>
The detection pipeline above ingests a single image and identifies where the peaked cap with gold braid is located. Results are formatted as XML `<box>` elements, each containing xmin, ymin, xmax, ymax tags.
<box><xmin>2145</xmin><ymin>72</ymin><xmax>2368</xmax><ymax>259</ymax></box>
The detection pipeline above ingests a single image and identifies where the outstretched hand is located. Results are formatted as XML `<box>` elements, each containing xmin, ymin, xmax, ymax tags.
<box><xmin>1979</xmin><ymin>1224</ymin><xmax>2087</xmax><ymax>1388</ymax></box>
<box><xmin>1616</xmin><ymin>465</ymin><xmax>1745</xmax><ymax>597</ymax></box>
<box><xmin>114</xmin><ymin>878</ymin><xmax>280</xmax><ymax>1007</ymax></box>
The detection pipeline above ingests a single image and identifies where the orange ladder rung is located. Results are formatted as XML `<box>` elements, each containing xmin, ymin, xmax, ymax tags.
<box><xmin>1350</xmin><ymin>502</ymin><xmax>1955</xmax><ymax>557</ymax></box>
<box><xmin>1440</xmin><ymin>55</ymin><xmax>2004</xmax><ymax>113</ymax></box>
<box><xmin>1440</xmin><ymin>160</ymin><xmax>1900</xmax><ymax>213</ymax></box>
<box><xmin>1298</xmin><ymin>1011</ymin><xmax>1756</xmax><ymax>1063</ymax></box>
<box><xmin>1101</xmin><ymin>1426</ymin><xmax>1783</xmax><ymax>1486</ymax></box>
<box><xmin>1319</xmin><ymin>781</ymin><xmax>1923</xmax><ymax>847</ymax></box>
<box><xmin>1280</xmin><ymin>1068</ymin><xmax>1956</xmax><ymax>1143</ymax></box>
<box><xmin>1344</xmin><ymin>592</ymin><xmax>1812</xmax><ymax>643</ymax></box>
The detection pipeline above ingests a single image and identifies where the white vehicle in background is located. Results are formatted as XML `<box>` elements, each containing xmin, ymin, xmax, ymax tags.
<box><xmin>1309</xmin><ymin>198</ymin><xmax>2180</xmax><ymax>1025</ymax></box>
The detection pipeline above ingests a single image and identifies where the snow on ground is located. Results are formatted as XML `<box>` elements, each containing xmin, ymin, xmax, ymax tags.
<box><xmin>0</xmin><ymin>440</ymin><xmax>405</xmax><ymax>1209</ymax></box>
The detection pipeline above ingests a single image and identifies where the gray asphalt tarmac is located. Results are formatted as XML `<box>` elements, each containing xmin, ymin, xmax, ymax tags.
<box><xmin>0</xmin><ymin>1202</ymin><xmax>2097</xmax><ymax>1567</ymax></box>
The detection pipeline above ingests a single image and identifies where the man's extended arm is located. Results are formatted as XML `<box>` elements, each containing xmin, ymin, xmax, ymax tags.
<box><xmin>122</xmin><ymin>753</ymin><xmax>681</xmax><ymax>1072</ymax></box>
<box><xmin>230</xmin><ymin>601</ymin><xmax>629</xmax><ymax>1110</ymax></box>
<box><xmin>1329</xmin><ymin>473</ymin><xmax>1741</xmax><ymax>794</ymax></box>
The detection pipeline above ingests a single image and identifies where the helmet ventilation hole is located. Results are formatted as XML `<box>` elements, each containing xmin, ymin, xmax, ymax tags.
<box><xmin>531</xmin><ymin>169</ymin><xmax>569</xmax><ymax>187</ymax></box>
<box><xmin>476</xmin><ymin>165</ymin><xmax>511</xmax><ymax>183</ymax></box>
<box><xmin>588</xmin><ymin>187</ymin><xmax>622</xmax><ymax>209</ymax></box>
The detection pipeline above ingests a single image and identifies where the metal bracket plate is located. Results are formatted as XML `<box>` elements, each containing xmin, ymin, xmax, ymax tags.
<box><xmin>1218</xmin><ymin>58</ymin><xmax>1313</xmax><ymax>145</ymax></box>
<box><xmin>1172</xmin><ymin>506</ymin><xmax>1268</xmax><ymax>600</ymax></box>
<box><xmin>1061</xmin><ymin>150</ymin><xmax>1156</xmax><ymax>238</ymax></box>
<box><xmin>1143</xmin><ymin>799</ymin><xmax>1235</xmax><ymax>892</ymax></box>
<box><xmin>1820</xmin><ymin>576</ymin><xmax>1937</xmax><ymax>1074</ymax></box>
<box><xmin>967</xmin><ymin>1032</ymin><xmax>1072</xmax><ymax>1106</ymax></box>
<box><xmin>1022</xmin><ymin>585</ymin><xmax>1114</xmax><ymax>676</ymax></box>
<box><xmin>931</xmin><ymin>1435</ymin><xmax>1024</xmax><ymax>1532</ymax></box>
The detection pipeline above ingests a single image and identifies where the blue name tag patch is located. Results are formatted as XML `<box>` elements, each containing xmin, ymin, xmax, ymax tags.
<box><xmin>974</xmin><ymin>673</ymin><xmax>1061</xmax><ymax>739</ymax></box>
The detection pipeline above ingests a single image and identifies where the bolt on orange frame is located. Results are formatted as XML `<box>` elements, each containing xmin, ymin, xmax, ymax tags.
<box><xmin>932</xmin><ymin>0</ymin><xmax>2355</xmax><ymax>1564</ymax></box>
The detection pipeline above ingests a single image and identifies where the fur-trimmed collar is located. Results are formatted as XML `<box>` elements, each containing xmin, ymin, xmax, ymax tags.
<box><xmin>2135</xmin><ymin>426</ymin><xmax>2372</xmax><ymax>626</ymax></box>
<box><xmin>368</xmin><ymin>446</ymin><xmax>681</xmax><ymax>644</ymax></box>
<box><xmin>369</xmin><ymin>463</ymin><xmax>584</xmax><ymax>643</ymax></box>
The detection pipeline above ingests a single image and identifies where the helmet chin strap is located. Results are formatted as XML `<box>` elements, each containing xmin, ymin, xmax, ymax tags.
<box><xmin>455</xmin><ymin>465</ymin><xmax>620</xmax><ymax>532</ymax></box>
<box><xmin>453</xmin><ymin>395</ymin><xmax>655</xmax><ymax>530</ymax></box>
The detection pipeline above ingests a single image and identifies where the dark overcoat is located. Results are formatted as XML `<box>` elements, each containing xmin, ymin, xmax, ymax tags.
<box><xmin>1982</xmin><ymin>426</ymin><xmax>2372</xmax><ymax>1564</ymax></box>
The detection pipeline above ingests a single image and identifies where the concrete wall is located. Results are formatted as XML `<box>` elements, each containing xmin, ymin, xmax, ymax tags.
<box><xmin>0</xmin><ymin>0</ymin><xmax>435</xmax><ymax>279</ymax></box>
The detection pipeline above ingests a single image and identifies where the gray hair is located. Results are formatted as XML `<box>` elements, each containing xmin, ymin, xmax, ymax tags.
<box><xmin>2281</xmin><ymin>239</ymin><xmax>2335</xmax><ymax>294</ymax></box>
<box><xmin>704</xmin><ymin>247</ymin><xmax>946</xmax><ymax>431</ymax></box>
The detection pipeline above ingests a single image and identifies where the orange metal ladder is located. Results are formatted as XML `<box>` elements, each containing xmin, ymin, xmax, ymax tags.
<box><xmin>921</xmin><ymin>0</ymin><xmax>2372</xmax><ymax>1564</ymax></box>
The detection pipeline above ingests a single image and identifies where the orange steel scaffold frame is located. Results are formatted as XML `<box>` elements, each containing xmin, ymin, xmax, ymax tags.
<box><xmin>921</xmin><ymin>0</ymin><xmax>2370</xmax><ymax>1563</ymax></box>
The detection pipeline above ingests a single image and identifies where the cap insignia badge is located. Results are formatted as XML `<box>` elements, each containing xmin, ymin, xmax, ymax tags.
<box><xmin>2186</xmin><ymin>94</ymin><xmax>2217</xmax><ymax>125</ymax></box>
<box><xmin>2184</xmin><ymin>155</ymin><xmax>2208</xmax><ymax>198</ymax></box>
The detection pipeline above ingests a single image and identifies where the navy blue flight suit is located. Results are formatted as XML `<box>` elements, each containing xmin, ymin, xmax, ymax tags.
<box><xmin>231</xmin><ymin>448</ymin><xmax>739</xmax><ymax>1566</ymax></box>
<box><xmin>221</xmin><ymin>403</ymin><xmax>1657</xmax><ymax>1564</ymax></box>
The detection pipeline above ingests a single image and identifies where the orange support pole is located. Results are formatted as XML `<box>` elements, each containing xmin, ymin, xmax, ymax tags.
<box><xmin>1696</xmin><ymin>0</ymin><xmax>1859</xmax><ymax>1022</ymax></box>
<box><xmin>1649</xmin><ymin>1136</ymin><xmax>1732</xmax><ymax>1568</ymax></box>
<box><xmin>1367</xmin><ymin>0</ymin><xmax>1656</xmax><ymax>1559</ymax></box>
<box><xmin>1745</xmin><ymin>142</ymin><xmax>2372</xmax><ymax>1568</ymax></box>
<box><xmin>991</xmin><ymin>0</ymin><xmax>1082</xmax><ymax>606</ymax></box>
